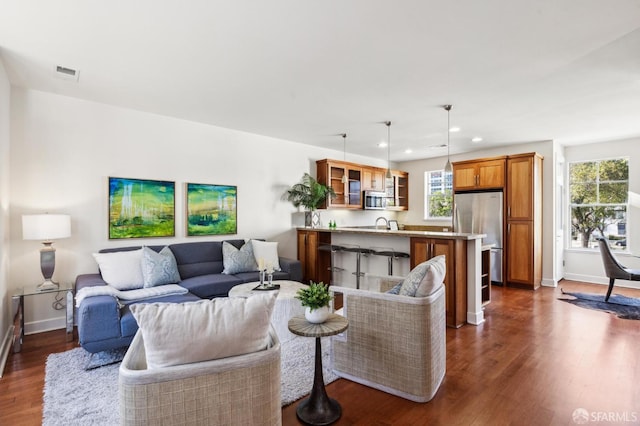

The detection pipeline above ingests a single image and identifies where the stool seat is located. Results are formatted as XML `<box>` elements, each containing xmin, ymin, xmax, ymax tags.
<box><xmin>342</xmin><ymin>247</ymin><xmax>374</xmax><ymax>255</ymax></box>
<box><xmin>374</xmin><ymin>250</ymin><xmax>410</xmax><ymax>258</ymax></box>
<box><xmin>372</xmin><ymin>248</ymin><xmax>410</xmax><ymax>276</ymax></box>
<box><xmin>318</xmin><ymin>244</ymin><xmax>345</xmax><ymax>252</ymax></box>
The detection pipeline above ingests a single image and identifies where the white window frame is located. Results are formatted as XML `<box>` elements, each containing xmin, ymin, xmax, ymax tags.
<box><xmin>424</xmin><ymin>170</ymin><xmax>453</xmax><ymax>221</ymax></box>
<box><xmin>568</xmin><ymin>157</ymin><xmax>629</xmax><ymax>251</ymax></box>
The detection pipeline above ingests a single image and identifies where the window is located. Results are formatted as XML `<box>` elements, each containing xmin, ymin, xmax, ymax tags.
<box><xmin>424</xmin><ymin>170</ymin><xmax>453</xmax><ymax>219</ymax></box>
<box><xmin>569</xmin><ymin>158</ymin><xmax>628</xmax><ymax>250</ymax></box>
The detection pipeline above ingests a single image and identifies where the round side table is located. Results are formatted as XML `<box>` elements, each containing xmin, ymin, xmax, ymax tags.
<box><xmin>288</xmin><ymin>313</ymin><xmax>348</xmax><ymax>425</ymax></box>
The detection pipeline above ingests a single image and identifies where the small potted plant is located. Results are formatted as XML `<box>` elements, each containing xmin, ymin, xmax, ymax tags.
<box><xmin>284</xmin><ymin>173</ymin><xmax>336</xmax><ymax>228</ymax></box>
<box><xmin>295</xmin><ymin>281</ymin><xmax>333</xmax><ymax>323</ymax></box>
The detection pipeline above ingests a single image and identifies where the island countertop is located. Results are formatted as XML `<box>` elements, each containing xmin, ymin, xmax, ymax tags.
<box><xmin>297</xmin><ymin>226</ymin><xmax>485</xmax><ymax>240</ymax></box>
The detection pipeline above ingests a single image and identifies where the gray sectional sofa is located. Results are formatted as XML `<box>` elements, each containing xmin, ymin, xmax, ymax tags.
<box><xmin>75</xmin><ymin>239</ymin><xmax>302</xmax><ymax>353</ymax></box>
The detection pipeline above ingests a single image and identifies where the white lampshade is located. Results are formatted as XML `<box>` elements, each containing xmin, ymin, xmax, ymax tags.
<box><xmin>22</xmin><ymin>214</ymin><xmax>71</xmax><ymax>241</ymax></box>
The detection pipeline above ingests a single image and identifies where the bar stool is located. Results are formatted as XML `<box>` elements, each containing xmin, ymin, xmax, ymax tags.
<box><xmin>318</xmin><ymin>244</ymin><xmax>345</xmax><ymax>285</ymax></box>
<box><xmin>341</xmin><ymin>244</ymin><xmax>374</xmax><ymax>289</ymax></box>
<box><xmin>372</xmin><ymin>247</ymin><xmax>410</xmax><ymax>276</ymax></box>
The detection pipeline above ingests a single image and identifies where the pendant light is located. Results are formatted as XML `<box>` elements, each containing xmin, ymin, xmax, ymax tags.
<box><xmin>340</xmin><ymin>133</ymin><xmax>347</xmax><ymax>183</ymax></box>
<box><xmin>385</xmin><ymin>121</ymin><xmax>392</xmax><ymax>179</ymax></box>
<box><xmin>444</xmin><ymin>105</ymin><xmax>452</xmax><ymax>173</ymax></box>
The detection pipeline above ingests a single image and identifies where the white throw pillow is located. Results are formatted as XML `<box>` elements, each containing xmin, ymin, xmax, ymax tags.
<box><xmin>130</xmin><ymin>292</ymin><xmax>277</xmax><ymax>369</ymax></box>
<box><xmin>399</xmin><ymin>255</ymin><xmax>446</xmax><ymax>297</ymax></box>
<box><xmin>141</xmin><ymin>246</ymin><xmax>181</xmax><ymax>288</ymax></box>
<box><xmin>92</xmin><ymin>249</ymin><xmax>144</xmax><ymax>290</ymax></box>
<box><xmin>252</xmin><ymin>240</ymin><xmax>281</xmax><ymax>272</ymax></box>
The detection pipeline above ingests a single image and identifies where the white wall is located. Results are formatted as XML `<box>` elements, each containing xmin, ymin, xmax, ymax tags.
<box><xmin>563</xmin><ymin>137</ymin><xmax>640</xmax><ymax>289</ymax></box>
<box><xmin>9</xmin><ymin>88</ymin><xmax>395</xmax><ymax>333</ymax></box>
<box><xmin>396</xmin><ymin>140</ymin><xmax>558</xmax><ymax>286</ymax></box>
<box><xmin>0</xmin><ymin>58</ymin><xmax>12</xmax><ymax>368</ymax></box>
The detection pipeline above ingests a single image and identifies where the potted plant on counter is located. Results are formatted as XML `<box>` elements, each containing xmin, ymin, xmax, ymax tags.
<box><xmin>295</xmin><ymin>281</ymin><xmax>333</xmax><ymax>323</ymax></box>
<box><xmin>284</xmin><ymin>173</ymin><xmax>335</xmax><ymax>228</ymax></box>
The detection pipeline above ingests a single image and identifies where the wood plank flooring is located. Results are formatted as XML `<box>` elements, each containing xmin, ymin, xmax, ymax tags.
<box><xmin>2</xmin><ymin>280</ymin><xmax>639</xmax><ymax>425</ymax></box>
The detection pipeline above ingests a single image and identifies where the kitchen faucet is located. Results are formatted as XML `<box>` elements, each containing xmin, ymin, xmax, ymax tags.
<box><xmin>375</xmin><ymin>216</ymin><xmax>389</xmax><ymax>230</ymax></box>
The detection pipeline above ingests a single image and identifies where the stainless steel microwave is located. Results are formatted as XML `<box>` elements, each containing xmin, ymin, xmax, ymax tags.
<box><xmin>363</xmin><ymin>191</ymin><xmax>386</xmax><ymax>210</ymax></box>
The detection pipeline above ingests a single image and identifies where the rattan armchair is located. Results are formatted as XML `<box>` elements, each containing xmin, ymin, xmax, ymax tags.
<box><xmin>330</xmin><ymin>283</ymin><xmax>446</xmax><ymax>403</ymax></box>
<box><xmin>119</xmin><ymin>328</ymin><xmax>281</xmax><ymax>425</ymax></box>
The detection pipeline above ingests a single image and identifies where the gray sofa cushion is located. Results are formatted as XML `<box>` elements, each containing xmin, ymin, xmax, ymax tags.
<box><xmin>169</xmin><ymin>240</ymin><xmax>246</xmax><ymax>278</ymax></box>
<box><xmin>178</xmin><ymin>273</ymin><xmax>244</xmax><ymax>298</ymax></box>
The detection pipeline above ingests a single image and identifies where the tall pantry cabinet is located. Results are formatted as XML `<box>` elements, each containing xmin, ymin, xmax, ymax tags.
<box><xmin>505</xmin><ymin>153</ymin><xmax>543</xmax><ymax>289</ymax></box>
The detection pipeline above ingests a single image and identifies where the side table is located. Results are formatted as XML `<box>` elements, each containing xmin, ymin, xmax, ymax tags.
<box><xmin>288</xmin><ymin>313</ymin><xmax>348</xmax><ymax>425</ymax></box>
<box><xmin>12</xmin><ymin>284</ymin><xmax>74</xmax><ymax>353</ymax></box>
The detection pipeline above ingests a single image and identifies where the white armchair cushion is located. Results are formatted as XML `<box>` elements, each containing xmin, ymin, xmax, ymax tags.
<box><xmin>130</xmin><ymin>292</ymin><xmax>277</xmax><ymax>369</ymax></box>
<box><xmin>399</xmin><ymin>255</ymin><xmax>446</xmax><ymax>297</ymax></box>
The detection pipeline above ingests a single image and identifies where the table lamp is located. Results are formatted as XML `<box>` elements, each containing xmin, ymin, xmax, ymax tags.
<box><xmin>22</xmin><ymin>213</ymin><xmax>71</xmax><ymax>291</ymax></box>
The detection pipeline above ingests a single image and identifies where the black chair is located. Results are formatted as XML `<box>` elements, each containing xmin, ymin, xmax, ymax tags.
<box><xmin>597</xmin><ymin>237</ymin><xmax>640</xmax><ymax>301</ymax></box>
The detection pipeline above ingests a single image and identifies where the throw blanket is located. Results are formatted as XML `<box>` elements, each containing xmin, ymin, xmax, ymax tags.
<box><xmin>76</xmin><ymin>284</ymin><xmax>188</xmax><ymax>307</ymax></box>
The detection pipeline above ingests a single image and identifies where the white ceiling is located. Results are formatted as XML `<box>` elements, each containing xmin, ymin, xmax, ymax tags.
<box><xmin>2</xmin><ymin>0</ymin><xmax>640</xmax><ymax>162</ymax></box>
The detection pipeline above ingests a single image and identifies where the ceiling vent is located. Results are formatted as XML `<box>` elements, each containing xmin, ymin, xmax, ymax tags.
<box><xmin>54</xmin><ymin>65</ymin><xmax>80</xmax><ymax>81</ymax></box>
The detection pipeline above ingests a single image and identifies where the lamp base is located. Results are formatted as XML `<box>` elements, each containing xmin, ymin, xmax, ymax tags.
<box><xmin>37</xmin><ymin>280</ymin><xmax>59</xmax><ymax>292</ymax></box>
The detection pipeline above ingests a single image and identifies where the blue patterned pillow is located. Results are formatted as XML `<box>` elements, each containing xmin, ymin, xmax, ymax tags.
<box><xmin>386</xmin><ymin>283</ymin><xmax>402</xmax><ymax>294</ymax></box>
<box><xmin>222</xmin><ymin>241</ymin><xmax>258</xmax><ymax>274</ymax></box>
<box><xmin>141</xmin><ymin>246</ymin><xmax>181</xmax><ymax>288</ymax></box>
<box><xmin>399</xmin><ymin>255</ymin><xmax>446</xmax><ymax>297</ymax></box>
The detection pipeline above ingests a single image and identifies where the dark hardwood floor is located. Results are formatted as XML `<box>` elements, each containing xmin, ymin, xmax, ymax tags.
<box><xmin>2</xmin><ymin>280</ymin><xmax>639</xmax><ymax>425</ymax></box>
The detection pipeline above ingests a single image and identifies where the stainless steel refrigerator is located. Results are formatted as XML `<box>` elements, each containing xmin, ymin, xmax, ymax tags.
<box><xmin>454</xmin><ymin>191</ymin><xmax>504</xmax><ymax>283</ymax></box>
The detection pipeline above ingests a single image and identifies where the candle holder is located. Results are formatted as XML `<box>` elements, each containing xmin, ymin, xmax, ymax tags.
<box><xmin>259</xmin><ymin>269</ymin><xmax>267</xmax><ymax>288</ymax></box>
<box><xmin>268</xmin><ymin>272</ymin><xmax>274</xmax><ymax>288</ymax></box>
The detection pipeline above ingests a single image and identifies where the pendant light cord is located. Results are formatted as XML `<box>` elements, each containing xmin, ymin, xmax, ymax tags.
<box><xmin>342</xmin><ymin>133</ymin><xmax>347</xmax><ymax>162</ymax></box>
<box><xmin>385</xmin><ymin>121</ymin><xmax>392</xmax><ymax>179</ymax></box>
<box><xmin>444</xmin><ymin>105</ymin><xmax>452</xmax><ymax>172</ymax></box>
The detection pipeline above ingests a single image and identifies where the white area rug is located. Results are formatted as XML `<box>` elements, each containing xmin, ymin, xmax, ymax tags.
<box><xmin>43</xmin><ymin>336</ymin><xmax>336</xmax><ymax>425</ymax></box>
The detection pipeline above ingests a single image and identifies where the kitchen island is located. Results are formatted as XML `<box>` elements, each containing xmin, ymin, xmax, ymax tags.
<box><xmin>297</xmin><ymin>227</ymin><xmax>486</xmax><ymax>327</ymax></box>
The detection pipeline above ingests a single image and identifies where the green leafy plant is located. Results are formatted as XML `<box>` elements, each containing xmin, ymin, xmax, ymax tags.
<box><xmin>284</xmin><ymin>173</ymin><xmax>336</xmax><ymax>211</ymax></box>
<box><xmin>295</xmin><ymin>281</ymin><xmax>333</xmax><ymax>311</ymax></box>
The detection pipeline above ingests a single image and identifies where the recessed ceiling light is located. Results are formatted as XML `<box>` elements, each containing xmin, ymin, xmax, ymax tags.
<box><xmin>472</xmin><ymin>137</ymin><xmax>483</xmax><ymax>142</ymax></box>
<box><xmin>378</xmin><ymin>142</ymin><xmax>388</xmax><ymax>148</ymax></box>
<box><xmin>449</xmin><ymin>127</ymin><xmax>461</xmax><ymax>132</ymax></box>
<box><xmin>404</xmin><ymin>149</ymin><xmax>413</xmax><ymax>154</ymax></box>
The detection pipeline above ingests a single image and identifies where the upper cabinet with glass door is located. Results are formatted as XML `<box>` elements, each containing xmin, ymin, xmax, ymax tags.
<box><xmin>316</xmin><ymin>159</ymin><xmax>362</xmax><ymax>209</ymax></box>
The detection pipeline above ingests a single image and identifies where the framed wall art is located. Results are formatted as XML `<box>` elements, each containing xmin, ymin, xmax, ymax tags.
<box><xmin>108</xmin><ymin>177</ymin><xmax>175</xmax><ymax>239</ymax></box>
<box><xmin>186</xmin><ymin>183</ymin><xmax>237</xmax><ymax>236</ymax></box>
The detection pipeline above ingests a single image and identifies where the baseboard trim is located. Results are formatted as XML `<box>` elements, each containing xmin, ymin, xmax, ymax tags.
<box><xmin>0</xmin><ymin>325</ymin><xmax>15</xmax><ymax>378</ymax></box>
<box><xmin>562</xmin><ymin>274</ymin><xmax>640</xmax><ymax>290</ymax></box>
<box><xmin>24</xmin><ymin>316</ymin><xmax>67</xmax><ymax>336</ymax></box>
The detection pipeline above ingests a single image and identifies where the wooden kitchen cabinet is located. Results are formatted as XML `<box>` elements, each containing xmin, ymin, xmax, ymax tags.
<box><xmin>297</xmin><ymin>229</ymin><xmax>331</xmax><ymax>284</ymax></box>
<box><xmin>316</xmin><ymin>159</ymin><xmax>362</xmax><ymax>209</ymax></box>
<box><xmin>452</xmin><ymin>157</ymin><xmax>506</xmax><ymax>191</ymax></box>
<box><xmin>386</xmin><ymin>170</ymin><xmax>409</xmax><ymax>211</ymax></box>
<box><xmin>362</xmin><ymin>167</ymin><xmax>386</xmax><ymax>191</ymax></box>
<box><xmin>506</xmin><ymin>153</ymin><xmax>543</xmax><ymax>289</ymax></box>
<box><xmin>410</xmin><ymin>237</ymin><xmax>467</xmax><ymax>328</ymax></box>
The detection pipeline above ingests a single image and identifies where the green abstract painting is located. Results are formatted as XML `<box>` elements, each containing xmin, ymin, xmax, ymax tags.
<box><xmin>186</xmin><ymin>183</ymin><xmax>237</xmax><ymax>236</ymax></box>
<box><xmin>109</xmin><ymin>177</ymin><xmax>175</xmax><ymax>239</ymax></box>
